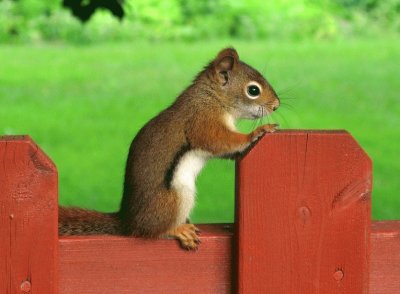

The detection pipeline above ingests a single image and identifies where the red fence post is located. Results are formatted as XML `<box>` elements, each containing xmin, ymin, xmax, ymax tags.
<box><xmin>235</xmin><ymin>131</ymin><xmax>372</xmax><ymax>293</ymax></box>
<box><xmin>0</xmin><ymin>136</ymin><xmax>58</xmax><ymax>293</ymax></box>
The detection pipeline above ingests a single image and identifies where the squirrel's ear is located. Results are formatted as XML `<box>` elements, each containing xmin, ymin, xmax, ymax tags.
<box><xmin>213</xmin><ymin>47</ymin><xmax>239</xmax><ymax>85</ymax></box>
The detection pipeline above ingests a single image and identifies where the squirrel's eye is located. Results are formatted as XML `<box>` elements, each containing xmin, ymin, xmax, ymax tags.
<box><xmin>247</xmin><ymin>85</ymin><xmax>260</xmax><ymax>96</ymax></box>
<box><xmin>245</xmin><ymin>82</ymin><xmax>262</xmax><ymax>99</ymax></box>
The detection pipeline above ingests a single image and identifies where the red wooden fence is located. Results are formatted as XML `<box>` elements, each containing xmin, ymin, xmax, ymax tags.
<box><xmin>1</xmin><ymin>131</ymin><xmax>399</xmax><ymax>293</ymax></box>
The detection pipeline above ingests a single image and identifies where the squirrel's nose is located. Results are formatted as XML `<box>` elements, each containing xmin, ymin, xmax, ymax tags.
<box><xmin>272</xmin><ymin>99</ymin><xmax>280</xmax><ymax>111</ymax></box>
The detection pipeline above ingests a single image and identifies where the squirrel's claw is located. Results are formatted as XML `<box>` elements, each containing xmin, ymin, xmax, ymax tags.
<box><xmin>167</xmin><ymin>224</ymin><xmax>201</xmax><ymax>251</ymax></box>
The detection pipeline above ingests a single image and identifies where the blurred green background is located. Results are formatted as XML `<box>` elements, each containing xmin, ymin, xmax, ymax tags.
<box><xmin>1</xmin><ymin>0</ymin><xmax>399</xmax><ymax>222</ymax></box>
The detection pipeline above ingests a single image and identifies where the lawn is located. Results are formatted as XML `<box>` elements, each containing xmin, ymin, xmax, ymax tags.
<box><xmin>1</xmin><ymin>39</ymin><xmax>399</xmax><ymax>221</ymax></box>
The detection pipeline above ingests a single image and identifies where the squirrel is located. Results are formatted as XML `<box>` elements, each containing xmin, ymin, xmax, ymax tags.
<box><xmin>59</xmin><ymin>47</ymin><xmax>280</xmax><ymax>250</ymax></box>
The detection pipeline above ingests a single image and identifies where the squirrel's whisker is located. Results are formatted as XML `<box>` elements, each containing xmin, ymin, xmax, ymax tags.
<box><xmin>272</xmin><ymin>111</ymin><xmax>289</xmax><ymax>128</ymax></box>
<box><xmin>279</xmin><ymin>102</ymin><xmax>297</xmax><ymax>113</ymax></box>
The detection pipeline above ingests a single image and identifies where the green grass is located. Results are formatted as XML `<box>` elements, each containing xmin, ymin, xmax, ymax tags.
<box><xmin>1</xmin><ymin>39</ymin><xmax>399</xmax><ymax>221</ymax></box>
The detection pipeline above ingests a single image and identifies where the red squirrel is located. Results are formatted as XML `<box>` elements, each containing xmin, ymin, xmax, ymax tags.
<box><xmin>59</xmin><ymin>47</ymin><xmax>280</xmax><ymax>250</ymax></box>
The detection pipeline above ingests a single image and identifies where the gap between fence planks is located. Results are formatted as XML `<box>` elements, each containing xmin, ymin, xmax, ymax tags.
<box><xmin>1</xmin><ymin>133</ymin><xmax>400</xmax><ymax>294</ymax></box>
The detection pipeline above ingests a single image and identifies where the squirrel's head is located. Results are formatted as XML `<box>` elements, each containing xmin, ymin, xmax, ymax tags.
<box><xmin>209</xmin><ymin>47</ymin><xmax>280</xmax><ymax>119</ymax></box>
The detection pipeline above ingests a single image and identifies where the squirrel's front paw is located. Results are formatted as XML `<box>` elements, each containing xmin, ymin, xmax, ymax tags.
<box><xmin>261</xmin><ymin>123</ymin><xmax>279</xmax><ymax>133</ymax></box>
<box><xmin>251</xmin><ymin>124</ymin><xmax>279</xmax><ymax>142</ymax></box>
<box><xmin>167</xmin><ymin>224</ymin><xmax>201</xmax><ymax>250</ymax></box>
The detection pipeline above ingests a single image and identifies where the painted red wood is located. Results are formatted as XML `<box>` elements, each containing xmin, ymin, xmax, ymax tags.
<box><xmin>370</xmin><ymin>221</ymin><xmax>400</xmax><ymax>294</ymax></box>
<box><xmin>59</xmin><ymin>224</ymin><xmax>232</xmax><ymax>294</ymax></box>
<box><xmin>57</xmin><ymin>220</ymin><xmax>400</xmax><ymax>294</ymax></box>
<box><xmin>0</xmin><ymin>136</ymin><xmax>58</xmax><ymax>294</ymax></box>
<box><xmin>235</xmin><ymin>130</ymin><xmax>372</xmax><ymax>293</ymax></box>
<box><xmin>2</xmin><ymin>133</ymin><xmax>399</xmax><ymax>294</ymax></box>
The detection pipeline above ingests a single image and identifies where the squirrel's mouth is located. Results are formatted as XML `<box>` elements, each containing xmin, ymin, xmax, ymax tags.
<box><xmin>239</xmin><ymin>104</ymin><xmax>269</xmax><ymax>120</ymax></box>
<box><xmin>252</xmin><ymin>105</ymin><xmax>271</xmax><ymax>119</ymax></box>
<box><xmin>251</xmin><ymin>113</ymin><xmax>263</xmax><ymax>119</ymax></box>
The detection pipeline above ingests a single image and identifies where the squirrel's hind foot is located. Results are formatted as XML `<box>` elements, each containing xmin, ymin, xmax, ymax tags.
<box><xmin>167</xmin><ymin>224</ymin><xmax>201</xmax><ymax>250</ymax></box>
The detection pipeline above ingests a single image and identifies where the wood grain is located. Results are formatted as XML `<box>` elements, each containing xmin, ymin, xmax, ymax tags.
<box><xmin>59</xmin><ymin>224</ymin><xmax>233</xmax><ymax>294</ymax></box>
<box><xmin>370</xmin><ymin>221</ymin><xmax>400</xmax><ymax>294</ymax></box>
<box><xmin>235</xmin><ymin>130</ymin><xmax>372</xmax><ymax>293</ymax></box>
<box><xmin>0</xmin><ymin>136</ymin><xmax>58</xmax><ymax>294</ymax></box>
<box><xmin>2</xmin><ymin>133</ymin><xmax>399</xmax><ymax>294</ymax></box>
<box><xmin>58</xmin><ymin>221</ymin><xmax>400</xmax><ymax>294</ymax></box>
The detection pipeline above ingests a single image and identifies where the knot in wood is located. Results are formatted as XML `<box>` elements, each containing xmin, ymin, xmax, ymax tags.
<box><xmin>297</xmin><ymin>206</ymin><xmax>311</xmax><ymax>225</ymax></box>
<box><xmin>333</xmin><ymin>270</ymin><xmax>344</xmax><ymax>281</ymax></box>
<box><xmin>20</xmin><ymin>280</ymin><xmax>31</xmax><ymax>292</ymax></box>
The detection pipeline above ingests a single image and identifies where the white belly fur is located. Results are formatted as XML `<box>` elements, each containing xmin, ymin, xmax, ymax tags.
<box><xmin>171</xmin><ymin>149</ymin><xmax>210</xmax><ymax>225</ymax></box>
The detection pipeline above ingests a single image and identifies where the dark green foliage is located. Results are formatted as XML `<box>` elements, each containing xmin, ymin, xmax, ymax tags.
<box><xmin>62</xmin><ymin>0</ymin><xmax>124</xmax><ymax>22</ymax></box>
<box><xmin>336</xmin><ymin>0</ymin><xmax>400</xmax><ymax>32</ymax></box>
<box><xmin>0</xmin><ymin>0</ymin><xmax>399</xmax><ymax>43</ymax></box>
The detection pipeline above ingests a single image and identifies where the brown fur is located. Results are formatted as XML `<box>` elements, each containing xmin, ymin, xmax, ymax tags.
<box><xmin>59</xmin><ymin>47</ymin><xmax>279</xmax><ymax>249</ymax></box>
<box><xmin>58</xmin><ymin>207</ymin><xmax>121</xmax><ymax>235</ymax></box>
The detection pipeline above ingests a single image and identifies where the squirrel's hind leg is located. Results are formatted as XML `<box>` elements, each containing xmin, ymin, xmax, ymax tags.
<box><xmin>132</xmin><ymin>188</ymin><xmax>201</xmax><ymax>250</ymax></box>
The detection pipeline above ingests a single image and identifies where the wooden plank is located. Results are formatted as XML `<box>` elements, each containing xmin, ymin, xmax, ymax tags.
<box><xmin>59</xmin><ymin>224</ymin><xmax>232</xmax><ymax>294</ymax></box>
<box><xmin>2</xmin><ymin>132</ymin><xmax>398</xmax><ymax>294</ymax></box>
<box><xmin>0</xmin><ymin>136</ymin><xmax>58</xmax><ymax>293</ymax></box>
<box><xmin>235</xmin><ymin>130</ymin><xmax>372</xmax><ymax>293</ymax></box>
<box><xmin>370</xmin><ymin>221</ymin><xmax>400</xmax><ymax>294</ymax></box>
<box><xmin>58</xmin><ymin>221</ymin><xmax>400</xmax><ymax>294</ymax></box>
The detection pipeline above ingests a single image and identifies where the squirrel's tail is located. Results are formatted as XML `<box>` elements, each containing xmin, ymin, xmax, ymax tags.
<box><xmin>58</xmin><ymin>206</ymin><xmax>122</xmax><ymax>235</ymax></box>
